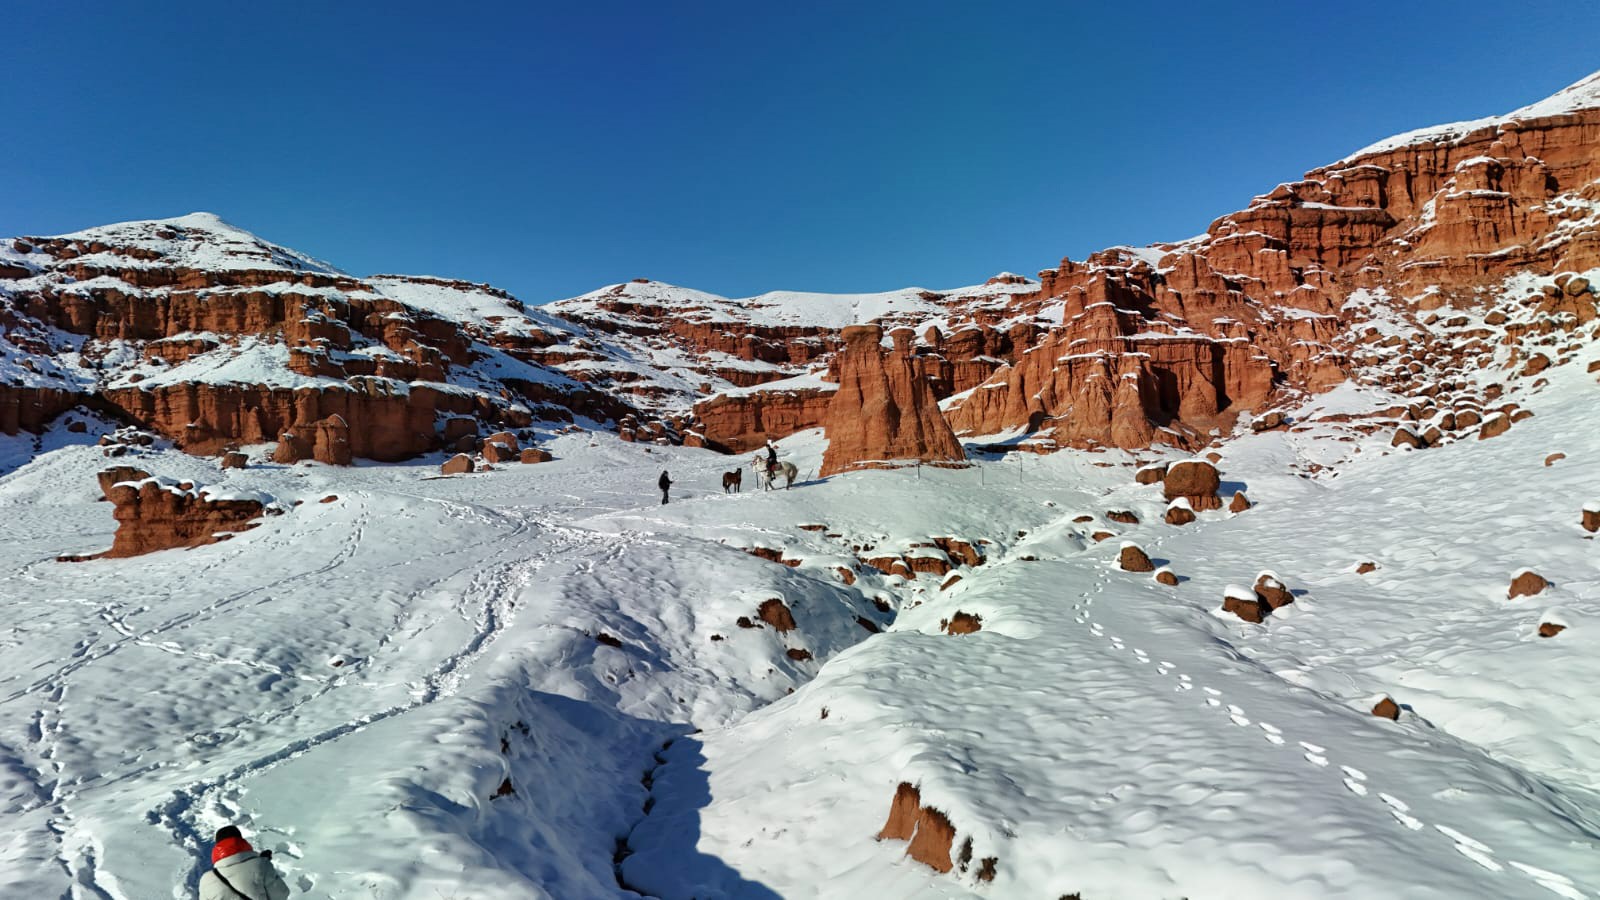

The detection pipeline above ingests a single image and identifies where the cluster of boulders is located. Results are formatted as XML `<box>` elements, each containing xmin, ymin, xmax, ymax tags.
<box><xmin>855</xmin><ymin>536</ymin><xmax>985</xmax><ymax>581</ymax></box>
<box><xmin>1221</xmin><ymin>571</ymin><xmax>1297</xmax><ymax>623</ymax></box>
<box><xmin>97</xmin><ymin>427</ymin><xmax>158</xmax><ymax>458</ymax></box>
<box><xmin>437</xmin><ymin>431</ymin><xmax>553</xmax><ymax>474</ymax></box>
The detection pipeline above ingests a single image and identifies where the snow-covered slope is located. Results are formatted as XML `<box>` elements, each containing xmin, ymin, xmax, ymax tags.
<box><xmin>1</xmin><ymin>313</ymin><xmax>1596</xmax><ymax>897</ymax></box>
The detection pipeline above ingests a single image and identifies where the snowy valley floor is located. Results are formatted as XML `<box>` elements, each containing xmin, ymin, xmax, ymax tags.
<box><xmin>2</xmin><ymin>364</ymin><xmax>1599</xmax><ymax>899</ymax></box>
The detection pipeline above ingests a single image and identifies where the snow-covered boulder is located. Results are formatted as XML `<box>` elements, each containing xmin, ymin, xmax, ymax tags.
<box><xmin>1118</xmin><ymin>542</ymin><xmax>1155</xmax><ymax>572</ymax></box>
<box><xmin>1222</xmin><ymin>584</ymin><xmax>1267</xmax><ymax>623</ymax></box>
<box><xmin>1508</xmin><ymin>568</ymin><xmax>1549</xmax><ymax>599</ymax></box>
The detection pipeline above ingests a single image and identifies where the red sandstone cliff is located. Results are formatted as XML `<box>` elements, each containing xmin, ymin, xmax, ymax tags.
<box><xmin>6</xmin><ymin>72</ymin><xmax>1600</xmax><ymax>462</ymax></box>
<box><xmin>819</xmin><ymin>325</ymin><xmax>965</xmax><ymax>476</ymax></box>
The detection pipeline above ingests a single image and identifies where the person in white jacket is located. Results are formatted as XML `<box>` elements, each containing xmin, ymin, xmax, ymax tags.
<box><xmin>198</xmin><ymin>825</ymin><xmax>291</xmax><ymax>900</ymax></box>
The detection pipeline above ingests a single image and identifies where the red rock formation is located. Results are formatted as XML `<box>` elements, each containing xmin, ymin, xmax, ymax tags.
<box><xmin>691</xmin><ymin>387</ymin><xmax>835</xmax><ymax>454</ymax></box>
<box><xmin>220</xmin><ymin>452</ymin><xmax>248</xmax><ymax>469</ymax></box>
<box><xmin>1356</xmin><ymin>561</ymin><xmax>1379</xmax><ymax>574</ymax></box>
<box><xmin>758</xmin><ymin>598</ymin><xmax>797</xmax><ymax>632</ymax></box>
<box><xmin>1254</xmin><ymin>572</ymin><xmax>1294</xmax><ymax>610</ymax></box>
<box><xmin>108</xmin><ymin>382</ymin><xmax>477</xmax><ymax>461</ymax></box>
<box><xmin>520</xmin><ymin>447</ymin><xmax>553</xmax><ymax>463</ymax></box>
<box><xmin>101</xmin><ymin>478</ymin><xmax>267</xmax><ymax>557</ymax></box>
<box><xmin>820</xmin><ymin>326</ymin><xmax>964</xmax><ymax>476</ymax></box>
<box><xmin>1508</xmin><ymin>569</ymin><xmax>1549</xmax><ymax>598</ymax></box>
<box><xmin>1164</xmin><ymin>502</ymin><xmax>1197</xmax><ymax>526</ymax></box>
<box><xmin>1155</xmin><ymin>568</ymin><xmax>1179</xmax><ymax>586</ymax></box>
<box><xmin>1163</xmin><ymin>460</ymin><xmax>1223</xmax><ymax>510</ymax></box>
<box><xmin>875</xmin><ymin>782</ymin><xmax>958</xmax><ymax>874</ymax></box>
<box><xmin>942</xmin><ymin>612</ymin><xmax>983</xmax><ymax>635</ymax></box>
<box><xmin>1135</xmin><ymin>463</ymin><xmax>1168</xmax><ymax>485</ymax></box>
<box><xmin>0</xmin><ymin>386</ymin><xmax>80</xmax><ymax>435</ymax></box>
<box><xmin>97</xmin><ymin>466</ymin><xmax>152</xmax><ymax>499</ymax></box>
<box><xmin>1539</xmin><ymin>622</ymin><xmax>1566</xmax><ymax>638</ymax></box>
<box><xmin>441</xmin><ymin>453</ymin><xmax>474</xmax><ymax>475</ymax></box>
<box><xmin>272</xmin><ymin>414</ymin><xmax>352</xmax><ymax>466</ymax></box>
<box><xmin>1585</xmin><ymin>504</ymin><xmax>1599</xmax><ymax>533</ymax></box>
<box><xmin>877</xmin><ymin>782</ymin><xmax>922</xmax><ymax>841</ymax></box>
<box><xmin>1223</xmin><ymin>584</ymin><xmax>1267</xmax><ymax>623</ymax></box>
<box><xmin>1229</xmin><ymin>491</ymin><xmax>1252</xmax><ymax>512</ymax></box>
<box><xmin>1372</xmin><ymin>697</ymin><xmax>1401</xmax><ymax>720</ymax></box>
<box><xmin>1118</xmin><ymin>544</ymin><xmax>1155</xmax><ymax>572</ymax></box>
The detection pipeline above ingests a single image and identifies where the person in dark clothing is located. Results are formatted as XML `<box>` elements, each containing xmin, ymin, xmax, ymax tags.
<box><xmin>658</xmin><ymin>470</ymin><xmax>672</xmax><ymax>504</ymax></box>
<box><xmin>764</xmin><ymin>441</ymin><xmax>778</xmax><ymax>482</ymax></box>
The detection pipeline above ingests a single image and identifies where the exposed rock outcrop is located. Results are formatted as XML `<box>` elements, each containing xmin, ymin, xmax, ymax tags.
<box><xmin>758</xmin><ymin>598</ymin><xmax>797</xmax><ymax>632</ymax></box>
<box><xmin>1222</xmin><ymin>584</ymin><xmax>1267</xmax><ymax>623</ymax></box>
<box><xmin>101</xmin><ymin>477</ymin><xmax>268</xmax><ymax>557</ymax></box>
<box><xmin>941</xmin><ymin>611</ymin><xmax>983</xmax><ymax>635</ymax></box>
<box><xmin>1508</xmin><ymin>569</ymin><xmax>1549</xmax><ymax>599</ymax></box>
<box><xmin>441</xmin><ymin>453</ymin><xmax>475</xmax><ymax>475</ymax></box>
<box><xmin>691</xmin><ymin>386</ymin><xmax>835</xmax><ymax>453</ymax></box>
<box><xmin>876</xmin><ymin>782</ymin><xmax>958</xmax><ymax>874</ymax></box>
<box><xmin>820</xmin><ymin>325</ymin><xmax>964</xmax><ymax>477</ymax></box>
<box><xmin>1162</xmin><ymin>459</ymin><xmax>1222</xmax><ymax>510</ymax></box>
<box><xmin>1372</xmin><ymin>697</ymin><xmax>1401</xmax><ymax>720</ymax></box>
<box><xmin>1254</xmin><ymin>571</ymin><xmax>1294</xmax><ymax>610</ymax></box>
<box><xmin>272</xmin><ymin>414</ymin><xmax>352</xmax><ymax>466</ymax></box>
<box><xmin>1118</xmin><ymin>543</ymin><xmax>1155</xmax><ymax>572</ymax></box>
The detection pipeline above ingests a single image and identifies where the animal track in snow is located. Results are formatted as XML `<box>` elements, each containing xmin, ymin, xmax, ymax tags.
<box><xmin>1509</xmin><ymin>862</ymin><xmax>1586</xmax><ymax>900</ymax></box>
<box><xmin>1304</xmin><ymin>752</ymin><xmax>1329</xmax><ymax>767</ymax></box>
<box><xmin>1342</xmin><ymin>778</ymin><xmax>1368</xmax><ymax>796</ymax></box>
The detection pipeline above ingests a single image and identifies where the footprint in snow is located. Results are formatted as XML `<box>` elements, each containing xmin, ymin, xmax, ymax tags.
<box><xmin>1385</xmin><ymin>801</ymin><xmax>1425</xmax><ymax>830</ymax></box>
<box><xmin>1258</xmin><ymin>723</ymin><xmax>1285</xmax><ymax>745</ymax></box>
<box><xmin>1203</xmin><ymin>687</ymin><xmax>1221</xmax><ymax>696</ymax></box>
<box><xmin>1305</xmin><ymin>752</ymin><xmax>1329</xmax><ymax>767</ymax></box>
<box><xmin>1205</xmin><ymin>698</ymin><xmax>1222</xmax><ymax>707</ymax></box>
<box><xmin>1343</xmin><ymin>778</ymin><xmax>1369</xmax><ymax>796</ymax></box>
<box><xmin>1340</xmin><ymin>765</ymin><xmax>1366</xmax><ymax>781</ymax></box>
<box><xmin>1508</xmin><ymin>862</ymin><xmax>1585</xmax><ymax>900</ymax></box>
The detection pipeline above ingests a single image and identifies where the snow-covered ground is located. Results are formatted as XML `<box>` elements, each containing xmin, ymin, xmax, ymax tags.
<box><xmin>1</xmin><ymin>336</ymin><xmax>1597</xmax><ymax>899</ymax></box>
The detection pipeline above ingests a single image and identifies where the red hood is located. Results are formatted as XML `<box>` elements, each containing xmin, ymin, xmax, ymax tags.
<box><xmin>211</xmin><ymin>835</ymin><xmax>253</xmax><ymax>864</ymax></box>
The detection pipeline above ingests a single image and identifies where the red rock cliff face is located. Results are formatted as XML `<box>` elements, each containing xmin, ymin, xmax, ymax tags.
<box><xmin>944</xmin><ymin>83</ymin><xmax>1600</xmax><ymax>447</ymax></box>
<box><xmin>0</xmin><ymin>215</ymin><xmax>637</xmax><ymax>457</ymax></box>
<box><xmin>820</xmin><ymin>325</ymin><xmax>965</xmax><ymax>476</ymax></box>
<box><xmin>0</xmin><ymin>385</ymin><xmax>80</xmax><ymax>435</ymax></box>
<box><xmin>690</xmin><ymin>386</ymin><xmax>836</xmax><ymax>454</ymax></box>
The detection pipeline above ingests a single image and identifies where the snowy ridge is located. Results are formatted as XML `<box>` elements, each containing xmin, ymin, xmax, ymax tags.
<box><xmin>550</xmin><ymin>277</ymin><xmax>1035</xmax><ymax>331</ymax></box>
<box><xmin>47</xmin><ymin>212</ymin><xmax>344</xmax><ymax>275</ymax></box>
<box><xmin>1341</xmin><ymin>68</ymin><xmax>1600</xmax><ymax>163</ymax></box>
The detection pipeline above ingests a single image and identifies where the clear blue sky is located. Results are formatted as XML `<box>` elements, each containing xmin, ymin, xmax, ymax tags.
<box><xmin>6</xmin><ymin>2</ymin><xmax>1597</xmax><ymax>303</ymax></box>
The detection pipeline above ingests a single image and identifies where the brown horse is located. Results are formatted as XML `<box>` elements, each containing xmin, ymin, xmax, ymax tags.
<box><xmin>722</xmin><ymin>469</ymin><xmax>742</xmax><ymax>493</ymax></box>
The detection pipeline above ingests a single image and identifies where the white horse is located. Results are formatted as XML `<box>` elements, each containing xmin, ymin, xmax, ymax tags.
<box><xmin>750</xmin><ymin>455</ymin><xmax>798</xmax><ymax>490</ymax></box>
